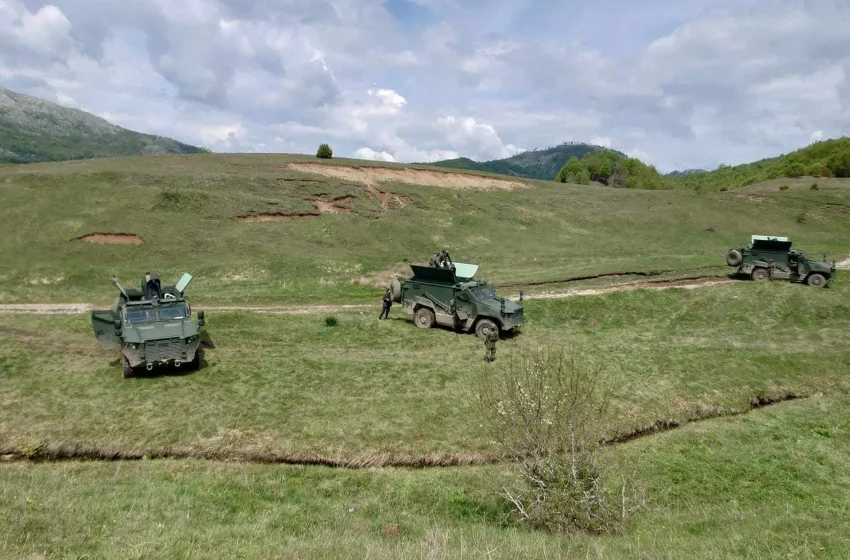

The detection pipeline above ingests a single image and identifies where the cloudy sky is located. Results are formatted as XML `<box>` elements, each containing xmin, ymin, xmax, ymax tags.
<box><xmin>1</xmin><ymin>0</ymin><xmax>849</xmax><ymax>172</ymax></box>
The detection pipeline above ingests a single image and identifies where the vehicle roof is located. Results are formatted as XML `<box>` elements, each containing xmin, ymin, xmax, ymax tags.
<box><xmin>752</xmin><ymin>235</ymin><xmax>789</xmax><ymax>243</ymax></box>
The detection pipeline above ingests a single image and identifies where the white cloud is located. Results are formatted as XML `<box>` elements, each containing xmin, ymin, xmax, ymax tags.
<box><xmin>0</xmin><ymin>0</ymin><xmax>847</xmax><ymax>171</ymax></box>
<box><xmin>811</xmin><ymin>130</ymin><xmax>824</xmax><ymax>143</ymax></box>
<box><xmin>354</xmin><ymin>147</ymin><xmax>396</xmax><ymax>162</ymax></box>
<box><xmin>591</xmin><ymin>136</ymin><xmax>613</xmax><ymax>149</ymax></box>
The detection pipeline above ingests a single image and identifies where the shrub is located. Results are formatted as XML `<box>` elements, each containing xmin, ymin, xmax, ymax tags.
<box><xmin>810</xmin><ymin>183</ymin><xmax>819</xmax><ymax>190</ymax></box>
<box><xmin>316</xmin><ymin>143</ymin><xmax>333</xmax><ymax>159</ymax></box>
<box><xmin>779</xmin><ymin>185</ymin><xmax>789</xmax><ymax>191</ymax></box>
<box><xmin>796</xmin><ymin>212</ymin><xmax>807</xmax><ymax>224</ymax></box>
<box><xmin>719</xmin><ymin>187</ymin><xmax>728</xmax><ymax>192</ymax></box>
<box><xmin>324</xmin><ymin>315</ymin><xmax>338</xmax><ymax>327</ymax></box>
<box><xmin>476</xmin><ymin>346</ymin><xmax>639</xmax><ymax>534</ymax></box>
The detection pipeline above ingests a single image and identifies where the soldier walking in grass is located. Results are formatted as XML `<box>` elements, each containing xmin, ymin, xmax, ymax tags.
<box><xmin>379</xmin><ymin>287</ymin><xmax>392</xmax><ymax>320</ymax></box>
<box><xmin>484</xmin><ymin>328</ymin><xmax>498</xmax><ymax>363</ymax></box>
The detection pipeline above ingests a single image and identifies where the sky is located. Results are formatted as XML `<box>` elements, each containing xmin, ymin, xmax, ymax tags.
<box><xmin>1</xmin><ymin>0</ymin><xmax>849</xmax><ymax>172</ymax></box>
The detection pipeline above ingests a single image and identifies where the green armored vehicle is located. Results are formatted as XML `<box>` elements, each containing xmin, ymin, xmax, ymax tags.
<box><xmin>725</xmin><ymin>235</ymin><xmax>836</xmax><ymax>287</ymax></box>
<box><xmin>390</xmin><ymin>252</ymin><xmax>523</xmax><ymax>338</ymax></box>
<box><xmin>91</xmin><ymin>272</ymin><xmax>207</xmax><ymax>377</ymax></box>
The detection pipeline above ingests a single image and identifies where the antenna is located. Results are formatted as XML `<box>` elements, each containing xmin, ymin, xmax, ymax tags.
<box><xmin>111</xmin><ymin>275</ymin><xmax>129</xmax><ymax>300</ymax></box>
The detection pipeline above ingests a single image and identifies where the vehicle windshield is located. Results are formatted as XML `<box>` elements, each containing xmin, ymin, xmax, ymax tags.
<box><xmin>126</xmin><ymin>307</ymin><xmax>157</xmax><ymax>324</ymax></box>
<box><xmin>469</xmin><ymin>285</ymin><xmax>495</xmax><ymax>299</ymax></box>
<box><xmin>158</xmin><ymin>304</ymin><xmax>188</xmax><ymax>320</ymax></box>
<box><xmin>125</xmin><ymin>304</ymin><xmax>188</xmax><ymax>323</ymax></box>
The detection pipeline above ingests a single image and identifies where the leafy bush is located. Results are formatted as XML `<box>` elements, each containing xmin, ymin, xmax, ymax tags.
<box><xmin>810</xmin><ymin>183</ymin><xmax>819</xmax><ymax>190</ymax></box>
<box><xmin>797</xmin><ymin>212</ymin><xmax>807</xmax><ymax>224</ymax></box>
<box><xmin>316</xmin><ymin>143</ymin><xmax>333</xmax><ymax>159</ymax></box>
<box><xmin>152</xmin><ymin>188</ymin><xmax>208</xmax><ymax>211</ymax></box>
<box><xmin>779</xmin><ymin>185</ymin><xmax>789</xmax><ymax>191</ymax></box>
<box><xmin>324</xmin><ymin>315</ymin><xmax>338</xmax><ymax>327</ymax></box>
<box><xmin>476</xmin><ymin>346</ymin><xmax>639</xmax><ymax>534</ymax></box>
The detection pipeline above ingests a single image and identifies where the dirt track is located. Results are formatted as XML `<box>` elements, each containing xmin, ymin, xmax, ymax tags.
<box><xmin>0</xmin><ymin>276</ymin><xmax>734</xmax><ymax>315</ymax></box>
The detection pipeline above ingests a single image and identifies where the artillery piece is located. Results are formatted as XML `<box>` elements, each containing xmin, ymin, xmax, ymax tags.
<box><xmin>91</xmin><ymin>272</ymin><xmax>208</xmax><ymax>378</ymax></box>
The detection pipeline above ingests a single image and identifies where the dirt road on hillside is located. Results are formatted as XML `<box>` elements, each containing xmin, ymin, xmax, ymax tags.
<box><xmin>0</xmin><ymin>276</ymin><xmax>735</xmax><ymax>315</ymax></box>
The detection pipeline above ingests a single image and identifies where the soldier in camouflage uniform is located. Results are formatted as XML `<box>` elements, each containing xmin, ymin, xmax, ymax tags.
<box><xmin>484</xmin><ymin>327</ymin><xmax>498</xmax><ymax>362</ymax></box>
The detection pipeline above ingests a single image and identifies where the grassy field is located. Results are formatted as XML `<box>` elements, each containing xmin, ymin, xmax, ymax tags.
<box><xmin>2</xmin><ymin>279</ymin><xmax>848</xmax><ymax>460</ymax></box>
<box><xmin>2</xmin><ymin>153</ymin><xmax>850</xmax><ymax>558</ymax></box>
<box><xmin>1</xmin><ymin>394</ymin><xmax>848</xmax><ymax>559</ymax></box>
<box><xmin>0</xmin><ymin>153</ymin><xmax>847</xmax><ymax>305</ymax></box>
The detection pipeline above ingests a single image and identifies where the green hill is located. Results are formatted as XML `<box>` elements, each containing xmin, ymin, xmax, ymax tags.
<box><xmin>555</xmin><ymin>148</ymin><xmax>679</xmax><ymax>190</ymax></box>
<box><xmin>0</xmin><ymin>87</ymin><xmax>205</xmax><ymax>164</ymax></box>
<box><xmin>0</xmin><ymin>153</ymin><xmax>847</xmax><ymax>304</ymax></box>
<box><xmin>426</xmin><ymin>142</ymin><xmax>620</xmax><ymax>180</ymax></box>
<box><xmin>672</xmin><ymin>137</ymin><xmax>850</xmax><ymax>192</ymax></box>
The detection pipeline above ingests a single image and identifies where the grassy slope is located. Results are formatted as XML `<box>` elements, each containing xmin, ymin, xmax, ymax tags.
<box><xmin>0</xmin><ymin>153</ymin><xmax>848</xmax><ymax>305</ymax></box>
<box><xmin>2</xmin><ymin>395</ymin><xmax>848</xmax><ymax>559</ymax></box>
<box><xmin>2</xmin><ymin>280</ymin><xmax>848</xmax><ymax>458</ymax></box>
<box><xmin>673</xmin><ymin>136</ymin><xmax>850</xmax><ymax>193</ymax></box>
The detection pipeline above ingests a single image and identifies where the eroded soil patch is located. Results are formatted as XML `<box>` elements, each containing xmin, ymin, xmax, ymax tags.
<box><xmin>235</xmin><ymin>212</ymin><xmax>319</xmax><ymax>222</ymax></box>
<box><xmin>73</xmin><ymin>233</ymin><xmax>143</xmax><ymax>245</ymax></box>
<box><xmin>287</xmin><ymin>162</ymin><xmax>527</xmax><ymax>190</ymax></box>
<box><xmin>309</xmin><ymin>194</ymin><xmax>353</xmax><ymax>214</ymax></box>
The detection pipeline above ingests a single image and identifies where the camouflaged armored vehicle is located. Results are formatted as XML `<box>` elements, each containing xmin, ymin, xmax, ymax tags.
<box><xmin>726</xmin><ymin>235</ymin><xmax>836</xmax><ymax>287</ymax></box>
<box><xmin>390</xmin><ymin>252</ymin><xmax>523</xmax><ymax>338</ymax></box>
<box><xmin>91</xmin><ymin>272</ymin><xmax>207</xmax><ymax>377</ymax></box>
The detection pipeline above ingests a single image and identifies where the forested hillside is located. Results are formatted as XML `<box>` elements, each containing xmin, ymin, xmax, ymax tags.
<box><xmin>555</xmin><ymin>149</ymin><xmax>678</xmax><ymax>190</ymax></box>
<box><xmin>672</xmin><ymin>137</ymin><xmax>850</xmax><ymax>191</ymax></box>
<box><xmin>427</xmin><ymin>142</ymin><xmax>619</xmax><ymax>180</ymax></box>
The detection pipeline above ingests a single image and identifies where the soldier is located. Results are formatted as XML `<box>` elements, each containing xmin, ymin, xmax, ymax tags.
<box><xmin>379</xmin><ymin>287</ymin><xmax>392</xmax><ymax>320</ymax></box>
<box><xmin>484</xmin><ymin>327</ymin><xmax>498</xmax><ymax>362</ymax></box>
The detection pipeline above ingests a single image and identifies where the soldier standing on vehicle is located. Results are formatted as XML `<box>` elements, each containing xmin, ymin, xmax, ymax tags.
<box><xmin>380</xmin><ymin>287</ymin><xmax>392</xmax><ymax>320</ymax></box>
<box><xmin>484</xmin><ymin>328</ymin><xmax>498</xmax><ymax>362</ymax></box>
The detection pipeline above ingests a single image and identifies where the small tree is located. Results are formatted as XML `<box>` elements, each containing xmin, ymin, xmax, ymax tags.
<box><xmin>316</xmin><ymin>143</ymin><xmax>333</xmax><ymax>159</ymax></box>
<box><xmin>476</xmin><ymin>346</ymin><xmax>638</xmax><ymax>534</ymax></box>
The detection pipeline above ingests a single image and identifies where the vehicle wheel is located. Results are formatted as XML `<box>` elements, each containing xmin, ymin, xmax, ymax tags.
<box><xmin>189</xmin><ymin>350</ymin><xmax>202</xmax><ymax>371</ymax></box>
<box><xmin>751</xmin><ymin>267</ymin><xmax>769</xmax><ymax>282</ymax></box>
<box><xmin>414</xmin><ymin>307</ymin><xmax>435</xmax><ymax>329</ymax></box>
<box><xmin>475</xmin><ymin>318</ymin><xmax>499</xmax><ymax>340</ymax></box>
<box><xmin>726</xmin><ymin>249</ymin><xmax>743</xmax><ymax>267</ymax></box>
<box><xmin>806</xmin><ymin>273</ymin><xmax>827</xmax><ymax>288</ymax></box>
<box><xmin>121</xmin><ymin>355</ymin><xmax>134</xmax><ymax>378</ymax></box>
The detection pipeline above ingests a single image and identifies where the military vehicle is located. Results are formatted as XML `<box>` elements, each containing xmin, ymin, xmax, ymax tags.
<box><xmin>390</xmin><ymin>252</ymin><xmax>523</xmax><ymax>338</ymax></box>
<box><xmin>725</xmin><ymin>235</ymin><xmax>836</xmax><ymax>287</ymax></box>
<box><xmin>91</xmin><ymin>272</ymin><xmax>207</xmax><ymax>377</ymax></box>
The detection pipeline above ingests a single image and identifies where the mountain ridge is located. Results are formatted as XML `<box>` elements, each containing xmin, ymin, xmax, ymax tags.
<box><xmin>0</xmin><ymin>87</ymin><xmax>204</xmax><ymax>164</ymax></box>
<box><xmin>423</xmin><ymin>142</ymin><xmax>623</xmax><ymax>180</ymax></box>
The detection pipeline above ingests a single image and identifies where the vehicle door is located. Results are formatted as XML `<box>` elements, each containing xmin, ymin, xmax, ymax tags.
<box><xmin>91</xmin><ymin>310</ymin><xmax>121</xmax><ymax>348</ymax></box>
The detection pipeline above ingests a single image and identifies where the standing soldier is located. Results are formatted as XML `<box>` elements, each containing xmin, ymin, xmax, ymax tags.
<box><xmin>380</xmin><ymin>287</ymin><xmax>392</xmax><ymax>320</ymax></box>
<box><xmin>484</xmin><ymin>327</ymin><xmax>498</xmax><ymax>362</ymax></box>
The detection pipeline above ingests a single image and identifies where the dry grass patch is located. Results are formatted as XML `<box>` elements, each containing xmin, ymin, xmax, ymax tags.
<box><xmin>287</xmin><ymin>162</ymin><xmax>528</xmax><ymax>190</ymax></box>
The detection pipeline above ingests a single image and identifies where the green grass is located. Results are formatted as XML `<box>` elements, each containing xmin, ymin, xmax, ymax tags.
<box><xmin>0</xmin><ymin>153</ymin><xmax>848</xmax><ymax>304</ymax></box>
<box><xmin>2</xmin><ymin>394</ymin><xmax>849</xmax><ymax>559</ymax></box>
<box><xmin>2</xmin><ymin>280</ymin><xmax>848</xmax><ymax>459</ymax></box>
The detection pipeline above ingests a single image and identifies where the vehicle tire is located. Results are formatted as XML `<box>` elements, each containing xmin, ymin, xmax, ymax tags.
<box><xmin>190</xmin><ymin>350</ymin><xmax>202</xmax><ymax>371</ymax></box>
<box><xmin>121</xmin><ymin>355</ymin><xmax>134</xmax><ymax>378</ymax></box>
<box><xmin>751</xmin><ymin>267</ymin><xmax>769</xmax><ymax>282</ymax></box>
<box><xmin>414</xmin><ymin>307</ymin><xmax>435</xmax><ymax>329</ymax></box>
<box><xmin>806</xmin><ymin>273</ymin><xmax>827</xmax><ymax>288</ymax></box>
<box><xmin>726</xmin><ymin>249</ymin><xmax>743</xmax><ymax>267</ymax></box>
<box><xmin>475</xmin><ymin>318</ymin><xmax>499</xmax><ymax>340</ymax></box>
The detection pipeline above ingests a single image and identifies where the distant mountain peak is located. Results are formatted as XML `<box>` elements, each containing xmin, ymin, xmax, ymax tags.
<box><xmin>0</xmin><ymin>87</ymin><xmax>204</xmax><ymax>164</ymax></box>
